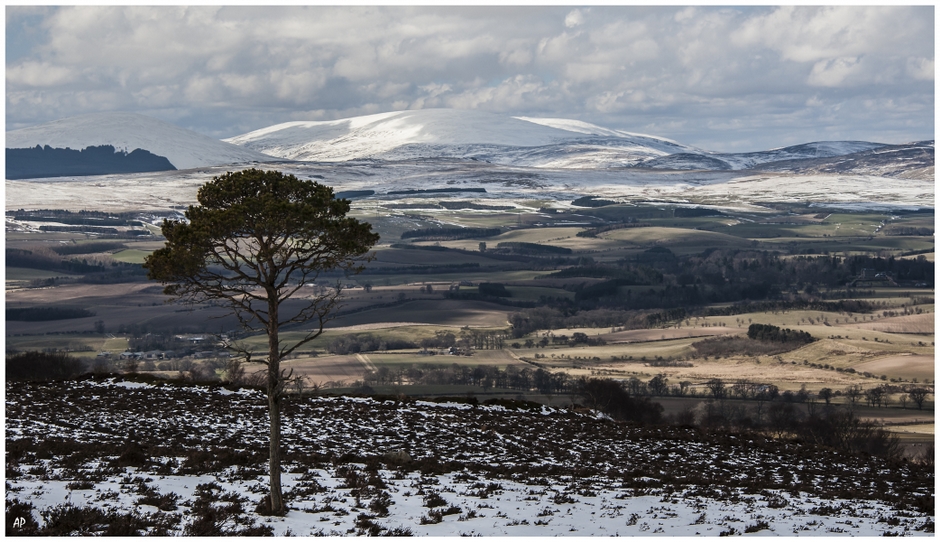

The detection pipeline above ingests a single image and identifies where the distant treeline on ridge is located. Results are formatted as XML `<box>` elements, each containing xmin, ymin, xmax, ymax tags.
<box><xmin>7</xmin><ymin>144</ymin><xmax>176</xmax><ymax>179</ymax></box>
<box><xmin>400</xmin><ymin>227</ymin><xmax>501</xmax><ymax>240</ymax></box>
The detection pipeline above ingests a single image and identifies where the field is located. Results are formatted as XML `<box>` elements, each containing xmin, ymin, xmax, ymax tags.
<box><xmin>6</xmin><ymin>199</ymin><xmax>934</xmax><ymax>396</ymax></box>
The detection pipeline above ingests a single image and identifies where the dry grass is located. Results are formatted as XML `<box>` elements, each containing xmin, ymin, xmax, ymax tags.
<box><xmin>586</xmin><ymin>357</ymin><xmax>868</xmax><ymax>391</ymax></box>
<box><xmin>367</xmin><ymin>349</ymin><xmax>520</xmax><ymax>369</ymax></box>
<box><xmin>852</xmin><ymin>355</ymin><xmax>935</xmax><ymax>381</ymax></box>
<box><xmin>851</xmin><ymin>313</ymin><xmax>934</xmax><ymax>335</ymax></box>
<box><xmin>278</xmin><ymin>348</ymin><xmax>526</xmax><ymax>386</ymax></box>
<box><xmin>886</xmin><ymin>423</ymin><xmax>935</xmax><ymax>437</ymax></box>
<box><xmin>600</xmin><ymin>226</ymin><xmax>750</xmax><ymax>249</ymax></box>
<box><xmin>601</xmin><ymin>327</ymin><xmax>739</xmax><ymax>343</ymax></box>
<box><xmin>328</xmin><ymin>299</ymin><xmax>514</xmax><ymax>329</ymax></box>
<box><xmin>279</xmin><ymin>355</ymin><xmax>370</xmax><ymax>386</ymax></box>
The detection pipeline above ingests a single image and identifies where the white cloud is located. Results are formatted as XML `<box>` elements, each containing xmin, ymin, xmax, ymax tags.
<box><xmin>499</xmin><ymin>47</ymin><xmax>532</xmax><ymax>67</ymax></box>
<box><xmin>807</xmin><ymin>57</ymin><xmax>862</xmax><ymax>87</ymax></box>
<box><xmin>731</xmin><ymin>6</ymin><xmax>931</xmax><ymax>64</ymax></box>
<box><xmin>5</xmin><ymin>6</ymin><xmax>933</xmax><ymax>151</ymax></box>
<box><xmin>6</xmin><ymin>61</ymin><xmax>74</xmax><ymax>87</ymax></box>
<box><xmin>565</xmin><ymin>9</ymin><xmax>585</xmax><ymax>29</ymax></box>
<box><xmin>906</xmin><ymin>57</ymin><xmax>935</xmax><ymax>82</ymax></box>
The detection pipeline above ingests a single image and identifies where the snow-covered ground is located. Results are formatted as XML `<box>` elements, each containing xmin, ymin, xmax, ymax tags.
<box><xmin>6</xmin><ymin>378</ymin><xmax>934</xmax><ymax>536</ymax></box>
<box><xmin>10</xmin><ymin>468</ymin><xmax>925</xmax><ymax>536</ymax></box>
<box><xmin>5</xmin><ymin>159</ymin><xmax>933</xmax><ymax>213</ymax></box>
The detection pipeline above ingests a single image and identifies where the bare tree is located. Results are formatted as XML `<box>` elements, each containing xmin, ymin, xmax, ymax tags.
<box><xmin>908</xmin><ymin>387</ymin><xmax>930</xmax><ymax>410</ymax></box>
<box><xmin>223</xmin><ymin>358</ymin><xmax>246</xmax><ymax>385</ymax></box>
<box><xmin>144</xmin><ymin>169</ymin><xmax>379</xmax><ymax>515</ymax></box>
<box><xmin>864</xmin><ymin>386</ymin><xmax>885</xmax><ymax>408</ymax></box>
<box><xmin>648</xmin><ymin>374</ymin><xmax>669</xmax><ymax>396</ymax></box>
<box><xmin>731</xmin><ymin>379</ymin><xmax>753</xmax><ymax>400</ymax></box>
<box><xmin>844</xmin><ymin>384</ymin><xmax>863</xmax><ymax>409</ymax></box>
<box><xmin>706</xmin><ymin>378</ymin><xmax>726</xmax><ymax>400</ymax></box>
<box><xmin>897</xmin><ymin>393</ymin><xmax>908</xmax><ymax>409</ymax></box>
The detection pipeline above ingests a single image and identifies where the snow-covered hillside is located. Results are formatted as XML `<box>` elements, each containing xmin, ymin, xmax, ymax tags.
<box><xmin>6</xmin><ymin>112</ymin><xmax>277</xmax><ymax>172</ymax></box>
<box><xmin>6</xmin><ymin>378</ymin><xmax>934</xmax><ymax>536</ymax></box>
<box><xmin>224</xmin><ymin>108</ymin><xmax>901</xmax><ymax>171</ymax></box>
<box><xmin>7</xmin><ymin>109</ymin><xmax>925</xmax><ymax>176</ymax></box>
<box><xmin>224</xmin><ymin>108</ymin><xmax>697</xmax><ymax>168</ymax></box>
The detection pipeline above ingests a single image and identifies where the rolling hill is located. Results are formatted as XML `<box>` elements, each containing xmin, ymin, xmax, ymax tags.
<box><xmin>5</xmin><ymin>112</ymin><xmax>278</xmax><ymax>178</ymax></box>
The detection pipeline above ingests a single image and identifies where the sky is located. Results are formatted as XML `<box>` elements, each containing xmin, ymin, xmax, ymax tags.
<box><xmin>5</xmin><ymin>5</ymin><xmax>935</xmax><ymax>152</ymax></box>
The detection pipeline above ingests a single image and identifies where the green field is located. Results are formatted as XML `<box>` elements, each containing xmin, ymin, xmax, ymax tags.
<box><xmin>111</xmin><ymin>249</ymin><xmax>151</xmax><ymax>264</ymax></box>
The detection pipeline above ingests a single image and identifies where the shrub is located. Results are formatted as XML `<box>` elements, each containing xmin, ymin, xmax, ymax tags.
<box><xmin>692</xmin><ymin>336</ymin><xmax>801</xmax><ymax>357</ymax></box>
<box><xmin>423</xmin><ymin>492</ymin><xmax>448</xmax><ymax>508</ymax></box>
<box><xmin>419</xmin><ymin>510</ymin><xmax>443</xmax><ymax>525</ymax></box>
<box><xmin>575</xmin><ymin>377</ymin><xmax>663</xmax><ymax>424</ymax></box>
<box><xmin>328</xmin><ymin>334</ymin><xmax>416</xmax><ymax>355</ymax></box>
<box><xmin>747</xmin><ymin>323</ymin><xmax>814</xmax><ymax>345</ymax></box>
<box><xmin>369</xmin><ymin>491</ymin><xmax>394</xmax><ymax>517</ymax></box>
<box><xmin>401</xmin><ymin>227</ymin><xmax>500</xmax><ymax>240</ymax></box>
<box><xmin>185</xmin><ymin>483</ymin><xmax>273</xmax><ymax>535</ymax></box>
<box><xmin>38</xmin><ymin>503</ymin><xmax>176</xmax><ymax>536</ymax></box>
<box><xmin>796</xmin><ymin>410</ymin><xmax>902</xmax><ymax>461</ymax></box>
<box><xmin>6</xmin><ymin>351</ymin><xmax>86</xmax><ymax>381</ymax></box>
<box><xmin>572</xmin><ymin>196</ymin><xmax>617</xmax><ymax>207</ymax></box>
<box><xmin>478</xmin><ymin>282</ymin><xmax>512</xmax><ymax>297</ymax></box>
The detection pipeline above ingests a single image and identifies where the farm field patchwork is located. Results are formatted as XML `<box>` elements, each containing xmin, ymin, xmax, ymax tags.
<box><xmin>5</xmin><ymin>193</ymin><xmax>934</xmax><ymax>535</ymax></box>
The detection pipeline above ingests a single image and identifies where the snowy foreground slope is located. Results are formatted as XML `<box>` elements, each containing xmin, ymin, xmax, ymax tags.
<box><xmin>5</xmin><ymin>112</ymin><xmax>277</xmax><ymax>171</ymax></box>
<box><xmin>6</xmin><ymin>378</ymin><xmax>933</xmax><ymax>536</ymax></box>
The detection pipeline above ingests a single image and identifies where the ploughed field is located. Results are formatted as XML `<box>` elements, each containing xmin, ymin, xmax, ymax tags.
<box><xmin>5</xmin><ymin>377</ymin><xmax>934</xmax><ymax>536</ymax></box>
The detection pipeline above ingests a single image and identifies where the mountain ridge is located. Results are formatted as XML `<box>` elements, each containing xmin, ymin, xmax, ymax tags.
<box><xmin>6</xmin><ymin>109</ymin><xmax>932</xmax><ymax>178</ymax></box>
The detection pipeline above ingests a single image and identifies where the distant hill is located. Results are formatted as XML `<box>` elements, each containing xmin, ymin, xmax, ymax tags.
<box><xmin>6</xmin><ymin>112</ymin><xmax>278</xmax><ymax>178</ymax></box>
<box><xmin>224</xmin><ymin>108</ymin><xmax>922</xmax><ymax>172</ymax></box>
<box><xmin>7</xmin><ymin>109</ymin><xmax>931</xmax><ymax>178</ymax></box>
<box><xmin>223</xmin><ymin>108</ymin><xmax>698</xmax><ymax>168</ymax></box>
<box><xmin>753</xmin><ymin>141</ymin><xmax>935</xmax><ymax>180</ymax></box>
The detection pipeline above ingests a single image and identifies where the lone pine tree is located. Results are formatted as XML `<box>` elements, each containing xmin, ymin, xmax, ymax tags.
<box><xmin>144</xmin><ymin>169</ymin><xmax>379</xmax><ymax>514</ymax></box>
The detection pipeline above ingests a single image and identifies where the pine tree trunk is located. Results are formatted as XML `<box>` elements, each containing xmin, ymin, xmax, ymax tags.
<box><xmin>267</xmin><ymin>381</ymin><xmax>284</xmax><ymax>514</ymax></box>
<box><xmin>266</xmin><ymin>297</ymin><xmax>285</xmax><ymax>515</ymax></box>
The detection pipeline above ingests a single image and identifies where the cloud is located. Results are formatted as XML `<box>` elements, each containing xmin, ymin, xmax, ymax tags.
<box><xmin>5</xmin><ymin>6</ymin><xmax>933</xmax><ymax>151</ymax></box>
<box><xmin>732</xmin><ymin>6</ymin><xmax>930</xmax><ymax>63</ymax></box>
<box><xmin>6</xmin><ymin>61</ymin><xmax>74</xmax><ymax>87</ymax></box>
<box><xmin>808</xmin><ymin>57</ymin><xmax>862</xmax><ymax>87</ymax></box>
<box><xmin>565</xmin><ymin>9</ymin><xmax>585</xmax><ymax>29</ymax></box>
<box><xmin>906</xmin><ymin>57</ymin><xmax>934</xmax><ymax>82</ymax></box>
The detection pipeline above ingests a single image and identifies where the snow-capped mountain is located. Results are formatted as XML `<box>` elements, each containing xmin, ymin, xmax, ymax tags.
<box><xmin>6</xmin><ymin>112</ymin><xmax>277</xmax><ymax>176</ymax></box>
<box><xmin>223</xmin><ymin>108</ymin><xmax>698</xmax><ymax>168</ymax></box>
<box><xmin>7</xmin><ymin>109</ymin><xmax>928</xmax><ymax>179</ymax></box>
<box><xmin>225</xmin><ymin>109</ymin><xmax>906</xmax><ymax>171</ymax></box>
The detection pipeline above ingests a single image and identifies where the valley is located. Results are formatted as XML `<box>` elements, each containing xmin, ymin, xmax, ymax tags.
<box><xmin>7</xmin><ymin>175</ymin><xmax>934</xmax><ymax>446</ymax></box>
<box><xmin>4</xmin><ymin>110</ymin><xmax>934</xmax><ymax>535</ymax></box>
